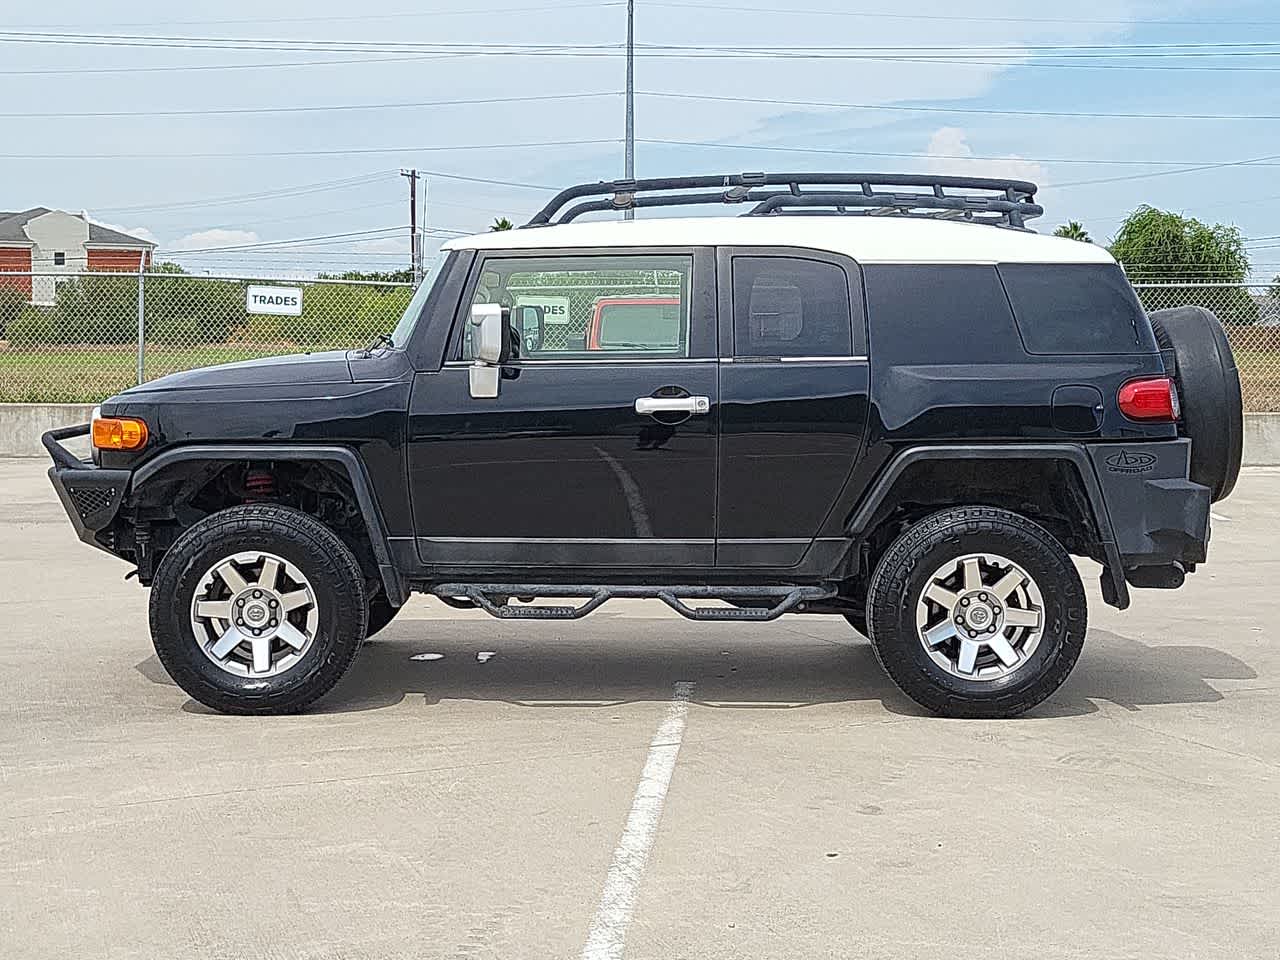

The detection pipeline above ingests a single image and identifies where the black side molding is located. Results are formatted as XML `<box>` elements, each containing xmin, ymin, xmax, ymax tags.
<box><xmin>131</xmin><ymin>445</ymin><xmax>408</xmax><ymax>606</ymax></box>
<box><xmin>846</xmin><ymin>443</ymin><xmax>1130</xmax><ymax>611</ymax></box>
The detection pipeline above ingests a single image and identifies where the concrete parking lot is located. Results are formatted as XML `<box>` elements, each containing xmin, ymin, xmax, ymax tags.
<box><xmin>2</xmin><ymin>456</ymin><xmax>1279</xmax><ymax>960</ymax></box>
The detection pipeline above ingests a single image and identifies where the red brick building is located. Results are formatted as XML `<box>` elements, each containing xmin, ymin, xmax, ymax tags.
<box><xmin>0</xmin><ymin>208</ymin><xmax>155</xmax><ymax>304</ymax></box>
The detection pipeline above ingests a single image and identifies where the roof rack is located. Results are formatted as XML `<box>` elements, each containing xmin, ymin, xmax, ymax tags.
<box><xmin>524</xmin><ymin>172</ymin><xmax>1044</xmax><ymax>230</ymax></box>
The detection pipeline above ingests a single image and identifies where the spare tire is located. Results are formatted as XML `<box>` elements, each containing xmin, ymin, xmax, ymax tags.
<box><xmin>1147</xmin><ymin>306</ymin><xmax>1242</xmax><ymax>503</ymax></box>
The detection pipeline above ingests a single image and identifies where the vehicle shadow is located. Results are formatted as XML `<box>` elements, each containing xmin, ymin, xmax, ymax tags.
<box><xmin>135</xmin><ymin>619</ymin><xmax>1257</xmax><ymax>719</ymax></box>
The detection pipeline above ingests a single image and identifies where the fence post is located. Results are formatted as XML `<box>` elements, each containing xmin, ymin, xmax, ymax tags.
<box><xmin>135</xmin><ymin>260</ymin><xmax>146</xmax><ymax>385</ymax></box>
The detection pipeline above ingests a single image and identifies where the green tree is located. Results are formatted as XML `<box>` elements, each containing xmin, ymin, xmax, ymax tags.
<box><xmin>1109</xmin><ymin>206</ymin><xmax>1257</xmax><ymax>324</ymax></box>
<box><xmin>490</xmin><ymin>217</ymin><xmax>514</xmax><ymax>232</ymax></box>
<box><xmin>1053</xmin><ymin>221</ymin><xmax>1092</xmax><ymax>243</ymax></box>
<box><xmin>318</xmin><ymin>268</ymin><xmax>413</xmax><ymax>283</ymax></box>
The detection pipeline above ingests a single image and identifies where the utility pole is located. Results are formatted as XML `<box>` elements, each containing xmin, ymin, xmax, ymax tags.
<box><xmin>400</xmin><ymin>168</ymin><xmax>421</xmax><ymax>283</ymax></box>
<box><xmin>624</xmin><ymin>0</ymin><xmax>635</xmax><ymax>220</ymax></box>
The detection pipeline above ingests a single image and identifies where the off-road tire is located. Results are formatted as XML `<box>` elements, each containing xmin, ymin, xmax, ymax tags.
<box><xmin>866</xmin><ymin>506</ymin><xmax>1086</xmax><ymax>718</ymax></box>
<box><xmin>149</xmin><ymin>503</ymin><xmax>368</xmax><ymax>715</ymax></box>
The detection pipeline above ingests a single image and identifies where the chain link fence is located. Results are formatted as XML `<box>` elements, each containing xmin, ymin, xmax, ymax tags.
<box><xmin>0</xmin><ymin>271</ymin><xmax>413</xmax><ymax>403</ymax></box>
<box><xmin>3</xmin><ymin>271</ymin><xmax>1280</xmax><ymax>411</ymax></box>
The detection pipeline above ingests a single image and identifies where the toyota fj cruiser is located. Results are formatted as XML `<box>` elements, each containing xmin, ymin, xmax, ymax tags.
<box><xmin>43</xmin><ymin>173</ymin><xmax>1242</xmax><ymax>718</ymax></box>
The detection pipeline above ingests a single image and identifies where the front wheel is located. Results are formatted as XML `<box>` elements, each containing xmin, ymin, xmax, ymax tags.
<box><xmin>149</xmin><ymin>503</ymin><xmax>368</xmax><ymax>715</ymax></box>
<box><xmin>866</xmin><ymin>506</ymin><xmax>1086</xmax><ymax>718</ymax></box>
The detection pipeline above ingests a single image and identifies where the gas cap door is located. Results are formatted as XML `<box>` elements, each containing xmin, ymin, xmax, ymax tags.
<box><xmin>1052</xmin><ymin>384</ymin><xmax>1105</xmax><ymax>434</ymax></box>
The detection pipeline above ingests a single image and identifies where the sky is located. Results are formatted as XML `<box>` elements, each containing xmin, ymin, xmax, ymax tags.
<box><xmin>4</xmin><ymin>0</ymin><xmax>1280</xmax><ymax>277</ymax></box>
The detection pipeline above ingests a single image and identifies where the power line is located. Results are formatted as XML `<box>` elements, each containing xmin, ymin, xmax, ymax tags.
<box><xmin>95</xmin><ymin>172</ymin><xmax>396</xmax><ymax>215</ymax></box>
<box><xmin>1053</xmin><ymin>154</ymin><xmax>1280</xmax><ymax>189</ymax></box>
<box><xmin>0</xmin><ymin>138</ymin><xmax>620</xmax><ymax>161</ymax></box>
<box><xmin>638</xmin><ymin>90</ymin><xmax>1280</xmax><ymax>122</ymax></box>
<box><xmin>11</xmin><ymin>2</ymin><xmax>622</xmax><ymax>29</ymax></box>
<box><xmin>160</xmin><ymin>226</ymin><xmax>416</xmax><ymax>255</ymax></box>
<box><xmin>0</xmin><ymin>91</ymin><xmax>622</xmax><ymax>120</ymax></box>
<box><xmin>0</xmin><ymin>54</ymin><xmax>443</xmax><ymax>76</ymax></box>
<box><xmin>642</xmin><ymin>2</ymin><xmax>1280</xmax><ymax>27</ymax></box>
<box><xmin>639</xmin><ymin>137</ymin><xmax>1280</xmax><ymax>168</ymax></box>
<box><xmin>6</xmin><ymin>30</ymin><xmax>1280</xmax><ymax>57</ymax></box>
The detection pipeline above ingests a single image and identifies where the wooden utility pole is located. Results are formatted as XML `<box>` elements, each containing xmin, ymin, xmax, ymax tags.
<box><xmin>401</xmin><ymin>168</ymin><xmax>421</xmax><ymax>282</ymax></box>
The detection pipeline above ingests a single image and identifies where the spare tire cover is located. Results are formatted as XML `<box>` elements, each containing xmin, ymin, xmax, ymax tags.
<box><xmin>1147</xmin><ymin>306</ymin><xmax>1243</xmax><ymax>503</ymax></box>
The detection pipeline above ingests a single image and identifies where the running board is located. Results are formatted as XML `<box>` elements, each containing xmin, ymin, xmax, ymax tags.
<box><xmin>430</xmin><ymin>583</ymin><xmax>835</xmax><ymax>622</ymax></box>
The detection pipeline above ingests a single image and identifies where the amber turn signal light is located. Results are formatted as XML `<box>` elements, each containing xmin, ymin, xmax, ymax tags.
<box><xmin>92</xmin><ymin>416</ymin><xmax>149</xmax><ymax>451</ymax></box>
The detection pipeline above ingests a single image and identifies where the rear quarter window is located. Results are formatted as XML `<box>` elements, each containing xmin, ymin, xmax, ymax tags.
<box><xmin>999</xmin><ymin>263</ymin><xmax>1156</xmax><ymax>355</ymax></box>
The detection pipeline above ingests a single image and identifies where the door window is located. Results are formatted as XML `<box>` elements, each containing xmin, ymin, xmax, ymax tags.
<box><xmin>460</xmin><ymin>254</ymin><xmax>692</xmax><ymax>360</ymax></box>
<box><xmin>732</xmin><ymin>256</ymin><xmax>854</xmax><ymax>358</ymax></box>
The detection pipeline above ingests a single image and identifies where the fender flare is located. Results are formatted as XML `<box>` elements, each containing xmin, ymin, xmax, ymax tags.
<box><xmin>131</xmin><ymin>444</ymin><xmax>408</xmax><ymax>607</ymax></box>
<box><xmin>846</xmin><ymin>443</ymin><xmax>1129</xmax><ymax>611</ymax></box>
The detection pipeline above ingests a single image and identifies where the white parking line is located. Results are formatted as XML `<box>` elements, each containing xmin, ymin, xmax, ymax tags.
<box><xmin>580</xmin><ymin>681</ymin><xmax>695</xmax><ymax>960</ymax></box>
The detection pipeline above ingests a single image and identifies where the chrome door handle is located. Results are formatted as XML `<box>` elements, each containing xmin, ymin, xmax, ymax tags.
<box><xmin>634</xmin><ymin>396</ymin><xmax>710</xmax><ymax>416</ymax></box>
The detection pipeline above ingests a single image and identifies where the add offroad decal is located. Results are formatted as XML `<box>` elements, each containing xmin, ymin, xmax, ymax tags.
<box><xmin>1104</xmin><ymin>450</ymin><xmax>1158</xmax><ymax>475</ymax></box>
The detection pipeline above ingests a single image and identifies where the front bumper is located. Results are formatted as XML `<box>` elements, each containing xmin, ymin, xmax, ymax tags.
<box><xmin>43</xmin><ymin>423</ymin><xmax>131</xmax><ymax>552</ymax></box>
<box><xmin>1087</xmin><ymin>440</ymin><xmax>1211</xmax><ymax>584</ymax></box>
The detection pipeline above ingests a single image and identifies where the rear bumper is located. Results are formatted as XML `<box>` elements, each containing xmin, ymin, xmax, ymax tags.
<box><xmin>1087</xmin><ymin>440</ymin><xmax>1211</xmax><ymax>582</ymax></box>
<box><xmin>43</xmin><ymin>424</ymin><xmax>131</xmax><ymax>551</ymax></box>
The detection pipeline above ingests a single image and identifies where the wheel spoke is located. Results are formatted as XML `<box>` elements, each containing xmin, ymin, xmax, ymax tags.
<box><xmin>250</xmin><ymin>634</ymin><xmax>272</xmax><ymax>673</ymax></box>
<box><xmin>988</xmin><ymin>634</ymin><xmax>1020</xmax><ymax>667</ymax></box>
<box><xmin>922</xmin><ymin>621</ymin><xmax>959</xmax><ymax>648</ymax></box>
<box><xmin>957</xmin><ymin>639</ymin><xmax>981</xmax><ymax>675</ymax></box>
<box><xmin>1004</xmin><ymin>607</ymin><xmax>1041</xmax><ymax>628</ymax></box>
<box><xmin>991</xmin><ymin>568</ymin><xmax>1025</xmax><ymax>601</ymax></box>
<box><xmin>962</xmin><ymin>557</ymin><xmax>982</xmax><ymax>592</ymax></box>
<box><xmin>209</xmin><ymin>625</ymin><xmax>246</xmax><ymax>659</ymax></box>
<box><xmin>279</xmin><ymin>590</ymin><xmax>311</xmax><ymax>613</ymax></box>
<box><xmin>924</xmin><ymin>583</ymin><xmax>960</xmax><ymax>610</ymax></box>
<box><xmin>257</xmin><ymin>557</ymin><xmax>281</xmax><ymax>591</ymax></box>
<box><xmin>276</xmin><ymin>621</ymin><xmax>308</xmax><ymax>651</ymax></box>
<box><xmin>195</xmin><ymin>599</ymin><xmax>232</xmax><ymax>621</ymax></box>
<box><xmin>215</xmin><ymin>562</ymin><xmax>249</xmax><ymax>595</ymax></box>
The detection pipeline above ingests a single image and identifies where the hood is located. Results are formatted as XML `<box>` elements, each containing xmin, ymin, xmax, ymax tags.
<box><xmin>117</xmin><ymin>350</ymin><xmax>354</xmax><ymax>394</ymax></box>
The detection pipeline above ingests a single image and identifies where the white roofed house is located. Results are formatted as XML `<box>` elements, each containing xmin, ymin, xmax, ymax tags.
<box><xmin>0</xmin><ymin>208</ymin><xmax>155</xmax><ymax>306</ymax></box>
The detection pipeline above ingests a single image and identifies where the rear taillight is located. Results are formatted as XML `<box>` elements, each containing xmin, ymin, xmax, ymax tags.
<box><xmin>1118</xmin><ymin>377</ymin><xmax>1180</xmax><ymax>422</ymax></box>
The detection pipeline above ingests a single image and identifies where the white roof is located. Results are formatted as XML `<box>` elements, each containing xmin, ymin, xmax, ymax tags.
<box><xmin>443</xmin><ymin>216</ymin><xmax>1115</xmax><ymax>266</ymax></box>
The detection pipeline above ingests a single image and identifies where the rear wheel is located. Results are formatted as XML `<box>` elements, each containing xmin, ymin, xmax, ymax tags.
<box><xmin>866</xmin><ymin>506</ymin><xmax>1086</xmax><ymax>718</ymax></box>
<box><xmin>149</xmin><ymin>503</ymin><xmax>368</xmax><ymax>715</ymax></box>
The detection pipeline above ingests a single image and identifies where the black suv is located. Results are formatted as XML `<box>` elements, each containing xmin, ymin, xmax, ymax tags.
<box><xmin>43</xmin><ymin>173</ymin><xmax>1242</xmax><ymax>718</ymax></box>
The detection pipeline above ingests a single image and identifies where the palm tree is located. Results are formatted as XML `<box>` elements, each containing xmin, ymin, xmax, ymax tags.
<box><xmin>1053</xmin><ymin>221</ymin><xmax>1092</xmax><ymax>243</ymax></box>
<box><xmin>490</xmin><ymin>217</ymin><xmax>514</xmax><ymax>232</ymax></box>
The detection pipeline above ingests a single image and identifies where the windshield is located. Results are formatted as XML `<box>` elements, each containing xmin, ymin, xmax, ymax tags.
<box><xmin>389</xmin><ymin>250</ymin><xmax>449</xmax><ymax>348</ymax></box>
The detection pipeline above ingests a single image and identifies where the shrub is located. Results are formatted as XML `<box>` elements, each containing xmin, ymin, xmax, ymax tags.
<box><xmin>0</xmin><ymin>285</ymin><xmax>26</xmax><ymax>339</ymax></box>
<box><xmin>6</xmin><ymin>305</ymin><xmax>56</xmax><ymax>347</ymax></box>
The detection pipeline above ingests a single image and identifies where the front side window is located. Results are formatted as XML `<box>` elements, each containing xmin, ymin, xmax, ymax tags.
<box><xmin>732</xmin><ymin>256</ymin><xmax>853</xmax><ymax>358</ymax></box>
<box><xmin>461</xmin><ymin>254</ymin><xmax>691</xmax><ymax>360</ymax></box>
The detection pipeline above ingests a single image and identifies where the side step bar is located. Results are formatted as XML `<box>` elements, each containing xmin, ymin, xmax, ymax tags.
<box><xmin>429</xmin><ymin>583</ymin><xmax>835</xmax><ymax>622</ymax></box>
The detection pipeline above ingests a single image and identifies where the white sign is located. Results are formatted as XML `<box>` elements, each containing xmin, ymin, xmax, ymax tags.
<box><xmin>515</xmin><ymin>294</ymin><xmax>571</xmax><ymax>325</ymax></box>
<box><xmin>246</xmin><ymin>285</ymin><xmax>303</xmax><ymax>316</ymax></box>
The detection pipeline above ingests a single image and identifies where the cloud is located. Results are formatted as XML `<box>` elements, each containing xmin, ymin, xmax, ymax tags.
<box><xmin>166</xmin><ymin>229</ymin><xmax>261</xmax><ymax>252</ymax></box>
<box><xmin>923</xmin><ymin>127</ymin><xmax>1049</xmax><ymax>186</ymax></box>
<box><xmin>91</xmin><ymin>219</ymin><xmax>158</xmax><ymax>244</ymax></box>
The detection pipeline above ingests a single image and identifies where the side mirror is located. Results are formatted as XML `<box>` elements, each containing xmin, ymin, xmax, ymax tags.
<box><xmin>511</xmin><ymin>304</ymin><xmax>545</xmax><ymax>355</ymax></box>
<box><xmin>470</xmin><ymin>303</ymin><xmax>509</xmax><ymax>365</ymax></box>
<box><xmin>469</xmin><ymin>303</ymin><xmax>509</xmax><ymax>399</ymax></box>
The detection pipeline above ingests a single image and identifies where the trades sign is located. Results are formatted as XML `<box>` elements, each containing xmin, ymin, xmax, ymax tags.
<box><xmin>246</xmin><ymin>285</ymin><xmax>303</xmax><ymax>317</ymax></box>
<box><xmin>514</xmin><ymin>294</ymin><xmax>571</xmax><ymax>325</ymax></box>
